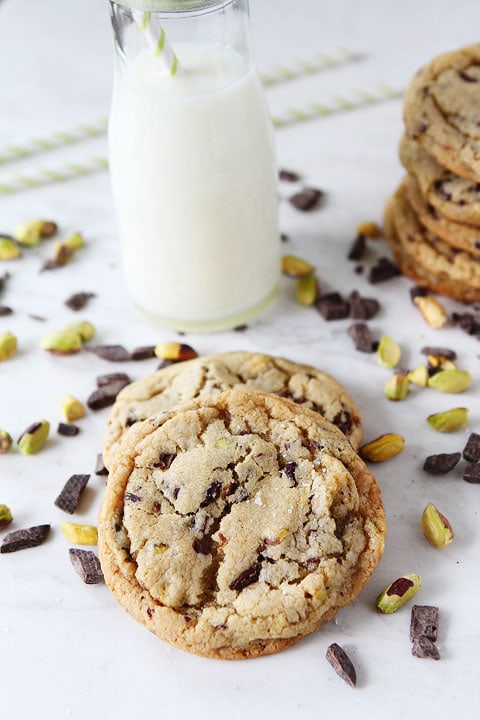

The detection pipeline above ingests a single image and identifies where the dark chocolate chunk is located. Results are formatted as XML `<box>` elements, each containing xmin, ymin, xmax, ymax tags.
<box><xmin>348</xmin><ymin>290</ymin><xmax>380</xmax><ymax>320</ymax></box>
<box><xmin>347</xmin><ymin>233</ymin><xmax>366</xmax><ymax>261</ymax></box>
<box><xmin>69</xmin><ymin>548</ymin><xmax>104</xmax><ymax>584</ymax></box>
<box><xmin>0</xmin><ymin>271</ymin><xmax>10</xmax><ymax>294</ymax></box>
<box><xmin>410</xmin><ymin>605</ymin><xmax>439</xmax><ymax>642</ymax></box>
<box><xmin>410</xmin><ymin>285</ymin><xmax>429</xmax><ymax>301</ymax></box>
<box><xmin>368</xmin><ymin>256</ymin><xmax>401</xmax><ymax>284</ymax></box>
<box><xmin>96</xmin><ymin>372</ymin><xmax>132</xmax><ymax>388</ymax></box>
<box><xmin>463</xmin><ymin>432</ymin><xmax>480</xmax><ymax>462</ymax></box>
<box><xmin>332</xmin><ymin>409</ymin><xmax>353</xmax><ymax>435</ymax></box>
<box><xmin>283</xmin><ymin>461</ymin><xmax>297</xmax><ymax>486</ymax></box>
<box><xmin>154</xmin><ymin>452</ymin><xmax>176</xmax><ymax>470</ymax></box>
<box><xmin>192</xmin><ymin>537</ymin><xmax>211</xmax><ymax>555</ymax></box>
<box><xmin>57</xmin><ymin>422</ymin><xmax>80</xmax><ymax>437</ymax></box>
<box><xmin>279</xmin><ymin>169</ymin><xmax>300</xmax><ymax>182</ymax></box>
<box><xmin>411</xmin><ymin>636</ymin><xmax>440</xmax><ymax>660</ymax></box>
<box><xmin>157</xmin><ymin>359</ymin><xmax>176</xmax><ymax>370</ymax></box>
<box><xmin>280</xmin><ymin>233</ymin><xmax>289</xmax><ymax>243</ymax></box>
<box><xmin>348</xmin><ymin>323</ymin><xmax>374</xmax><ymax>352</ymax></box>
<box><xmin>421</xmin><ymin>346</ymin><xmax>457</xmax><ymax>361</ymax></box>
<box><xmin>325</xmin><ymin>643</ymin><xmax>357</xmax><ymax>688</ymax></box>
<box><xmin>233</xmin><ymin>324</ymin><xmax>249</xmax><ymax>332</ymax></box>
<box><xmin>458</xmin><ymin>70</ymin><xmax>478</xmax><ymax>83</ymax></box>
<box><xmin>423</xmin><ymin>452</ymin><xmax>461</xmax><ymax>475</ymax></box>
<box><xmin>65</xmin><ymin>292</ymin><xmax>96</xmax><ymax>311</ymax></box>
<box><xmin>28</xmin><ymin>314</ymin><xmax>46</xmax><ymax>322</ymax></box>
<box><xmin>463</xmin><ymin>462</ymin><xmax>480</xmax><ymax>483</ymax></box>
<box><xmin>0</xmin><ymin>524</ymin><xmax>50</xmax><ymax>553</ymax></box>
<box><xmin>289</xmin><ymin>187</ymin><xmax>324</xmax><ymax>211</ymax></box>
<box><xmin>200</xmin><ymin>480</ymin><xmax>222</xmax><ymax>507</ymax></box>
<box><xmin>316</xmin><ymin>292</ymin><xmax>350</xmax><ymax>320</ymax></box>
<box><xmin>95</xmin><ymin>453</ymin><xmax>109</xmax><ymax>476</ymax></box>
<box><xmin>131</xmin><ymin>345</ymin><xmax>156</xmax><ymax>360</ymax></box>
<box><xmin>88</xmin><ymin>344</ymin><xmax>131</xmax><ymax>362</ymax></box>
<box><xmin>0</xmin><ymin>305</ymin><xmax>13</xmax><ymax>316</ymax></box>
<box><xmin>54</xmin><ymin>474</ymin><xmax>90</xmax><ymax>514</ymax></box>
<box><xmin>125</xmin><ymin>492</ymin><xmax>141</xmax><ymax>502</ymax></box>
<box><xmin>229</xmin><ymin>560</ymin><xmax>261</xmax><ymax>591</ymax></box>
<box><xmin>87</xmin><ymin>378</ymin><xmax>130</xmax><ymax>410</ymax></box>
<box><xmin>452</xmin><ymin>311</ymin><xmax>480</xmax><ymax>335</ymax></box>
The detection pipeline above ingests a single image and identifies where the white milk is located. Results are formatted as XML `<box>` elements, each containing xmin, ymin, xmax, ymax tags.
<box><xmin>109</xmin><ymin>42</ymin><xmax>280</xmax><ymax>331</ymax></box>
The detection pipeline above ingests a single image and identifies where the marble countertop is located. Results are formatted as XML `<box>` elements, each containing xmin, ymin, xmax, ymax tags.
<box><xmin>1</xmin><ymin>1</ymin><xmax>479</xmax><ymax>718</ymax></box>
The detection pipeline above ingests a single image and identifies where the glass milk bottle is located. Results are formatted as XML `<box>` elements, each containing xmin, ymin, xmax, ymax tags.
<box><xmin>108</xmin><ymin>0</ymin><xmax>280</xmax><ymax>332</ymax></box>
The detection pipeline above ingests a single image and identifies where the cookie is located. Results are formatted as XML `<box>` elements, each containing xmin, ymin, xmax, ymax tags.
<box><xmin>383</xmin><ymin>183</ymin><xmax>480</xmax><ymax>303</ymax></box>
<box><xmin>98</xmin><ymin>389</ymin><xmax>386</xmax><ymax>659</ymax></box>
<box><xmin>405</xmin><ymin>172</ymin><xmax>480</xmax><ymax>257</ymax></box>
<box><xmin>399</xmin><ymin>134</ymin><xmax>480</xmax><ymax>227</ymax></box>
<box><xmin>102</xmin><ymin>351</ymin><xmax>364</xmax><ymax>468</ymax></box>
<box><xmin>403</xmin><ymin>44</ymin><xmax>480</xmax><ymax>182</ymax></box>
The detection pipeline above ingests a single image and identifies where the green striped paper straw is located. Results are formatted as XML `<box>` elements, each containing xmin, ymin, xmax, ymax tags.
<box><xmin>0</xmin><ymin>156</ymin><xmax>108</xmax><ymax>194</ymax></box>
<box><xmin>137</xmin><ymin>10</ymin><xmax>182</xmax><ymax>76</ymax></box>
<box><xmin>260</xmin><ymin>48</ymin><xmax>361</xmax><ymax>86</ymax></box>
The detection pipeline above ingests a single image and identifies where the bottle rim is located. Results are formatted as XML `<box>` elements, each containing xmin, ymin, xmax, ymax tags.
<box><xmin>110</xmin><ymin>1</ymin><xmax>237</xmax><ymax>15</ymax></box>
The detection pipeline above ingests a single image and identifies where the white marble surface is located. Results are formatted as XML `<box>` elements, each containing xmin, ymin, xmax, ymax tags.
<box><xmin>1</xmin><ymin>1</ymin><xmax>479</xmax><ymax>718</ymax></box>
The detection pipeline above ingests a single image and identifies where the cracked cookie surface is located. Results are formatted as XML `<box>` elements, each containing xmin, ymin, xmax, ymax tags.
<box><xmin>403</xmin><ymin>44</ymin><xmax>480</xmax><ymax>182</ymax></box>
<box><xmin>98</xmin><ymin>390</ymin><xmax>385</xmax><ymax>659</ymax></box>
<box><xmin>102</xmin><ymin>351</ymin><xmax>363</xmax><ymax>469</ymax></box>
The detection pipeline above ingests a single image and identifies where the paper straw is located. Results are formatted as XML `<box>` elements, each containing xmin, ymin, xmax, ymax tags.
<box><xmin>0</xmin><ymin>156</ymin><xmax>108</xmax><ymax>194</ymax></box>
<box><xmin>136</xmin><ymin>10</ymin><xmax>182</xmax><ymax>76</ymax></box>
<box><xmin>259</xmin><ymin>48</ymin><xmax>361</xmax><ymax>86</ymax></box>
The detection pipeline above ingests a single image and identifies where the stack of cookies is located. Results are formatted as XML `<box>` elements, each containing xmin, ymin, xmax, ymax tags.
<box><xmin>98</xmin><ymin>352</ymin><xmax>386</xmax><ymax>659</ymax></box>
<box><xmin>384</xmin><ymin>44</ymin><xmax>480</xmax><ymax>304</ymax></box>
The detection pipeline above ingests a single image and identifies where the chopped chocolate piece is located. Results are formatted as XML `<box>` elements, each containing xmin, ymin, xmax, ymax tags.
<box><xmin>157</xmin><ymin>359</ymin><xmax>176</xmax><ymax>370</ymax></box>
<box><xmin>325</xmin><ymin>643</ymin><xmax>357</xmax><ymax>688</ymax></box>
<box><xmin>192</xmin><ymin>537</ymin><xmax>211</xmax><ymax>555</ymax></box>
<box><xmin>95</xmin><ymin>453</ymin><xmax>109</xmax><ymax>476</ymax></box>
<box><xmin>348</xmin><ymin>323</ymin><xmax>374</xmax><ymax>352</ymax></box>
<box><xmin>65</xmin><ymin>292</ymin><xmax>96</xmax><ymax>311</ymax></box>
<box><xmin>368</xmin><ymin>256</ymin><xmax>401</xmax><ymax>284</ymax></box>
<box><xmin>463</xmin><ymin>433</ymin><xmax>480</xmax><ymax>462</ymax></box>
<box><xmin>125</xmin><ymin>492</ymin><xmax>141</xmax><ymax>502</ymax></box>
<box><xmin>57</xmin><ymin>422</ymin><xmax>80</xmax><ymax>437</ymax></box>
<box><xmin>96</xmin><ymin>372</ymin><xmax>132</xmax><ymax>388</ymax></box>
<box><xmin>28</xmin><ymin>314</ymin><xmax>46</xmax><ymax>322</ymax></box>
<box><xmin>200</xmin><ymin>480</ymin><xmax>222</xmax><ymax>507</ymax></box>
<box><xmin>0</xmin><ymin>524</ymin><xmax>50</xmax><ymax>553</ymax></box>
<box><xmin>423</xmin><ymin>452</ymin><xmax>461</xmax><ymax>475</ymax></box>
<box><xmin>69</xmin><ymin>548</ymin><xmax>104</xmax><ymax>584</ymax></box>
<box><xmin>421</xmin><ymin>346</ymin><xmax>457</xmax><ymax>361</ymax></box>
<box><xmin>234</xmin><ymin>324</ymin><xmax>249</xmax><ymax>332</ymax></box>
<box><xmin>410</xmin><ymin>285</ymin><xmax>429</xmax><ymax>301</ymax></box>
<box><xmin>347</xmin><ymin>233</ymin><xmax>366</xmax><ymax>261</ymax></box>
<box><xmin>410</xmin><ymin>605</ymin><xmax>439</xmax><ymax>642</ymax></box>
<box><xmin>333</xmin><ymin>409</ymin><xmax>353</xmax><ymax>435</ymax></box>
<box><xmin>0</xmin><ymin>271</ymin><xmax>10</xmax><ymax>294</ymax></box>
<box><xmin>229</xmin><ymin>560</ymin><xmax>261</xmax><ymax>591</ymax></box>
<box><xmin>154</xmin><ymin>452</ymin><xmax>176</xmax><ymax>470</ymax></box>
<box><xmin>87</xmin><ymin>378</ymin><xmax>130</xmax><ymax>410</ymax></box>
<box><xmin>279</xmin><ymin>169</ymin><xmax>300</xmax><ymax>182</ymax></box>
<box><xmin>411</xmin><ymin>636</ymin><xmax>440</xmax><ymax>660</ymax></box>
<box><xmin>316</xmin><ymin>292</ymin><xmax>350</xmax><ymax>320</ymax></box>
<box><xmin>131</xmin><ymin>345</ymin><xmax>156</xmax><ymax>360</ymax></box>
<box><xmin>54</xmin><ymin>474</ymin><xmax>90</xmax><ymax>514</ymax></box>
<box><xmin>463</xmin><ymin>462</ymin><xmax>480</xmax><ymax>483</ymax></box>
<box><xmin>0</xmin><ymin>305</ymin><xmax>13</xmax><ymax>316</ymax></box>
<box><xmin>452</xmin><ymin>311</ymin><xmax>480</xmax><ymax>335</ymax></box>
<box><xmin>89</xmin><ymin>344</ymin><xmax>131</xmax><ymax>362</ymax></box>
<box><xmin>354</xmin><ymin>265</ymin><xmax>364</xmax><ymax>274</ymax></box>
<box><xmin>283</xmin><ymin>461</ymin><xmax>297</xmax><ymax>486</ymax></box>
<box><xmin>280</xmin><ymin>233</ymin><xmax>289</xmax><ymax>243</ymax></box>
<box><xmin>289</xmin><ymin>186</ymin><xmax>324</xmax><ymax>211</ymax></box>
<box><xmin>348</xmin><ymin>290</ymin><xmax>380</xmax><ymax>320</ymax></box>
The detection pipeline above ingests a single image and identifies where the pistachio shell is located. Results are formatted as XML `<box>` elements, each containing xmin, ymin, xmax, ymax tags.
<box><xmin>377</xmin><ymin>335</ymin><xmax>401</xmax><ymax>368</ymax></box>
<box><xmin>427</xmin><ymin>407</ymin><xmax>469</xmax><ymax>433</ymax></box>
<box><xmin>281</xmin><ymin>254</ymin><xmax>315</xmax><ymax>277</ymax></box>
<box><xmin>296</xmin><ymin>274</ymin><xmax>318</xmax><ymax>305</ymax></box>
<box><xmin>359</xmin><ymin>433</ymin><xmax>405</xmax><ymax>462</ymax></box>
<box><xmin>427</xmin><ymin>369</ymin><xmax>472</xmax><ymax>394</ymax></box>
<box><xmin>421</xmin><ymin>503</ymin><xmax>454</xmax><ymax>548</ymax></box>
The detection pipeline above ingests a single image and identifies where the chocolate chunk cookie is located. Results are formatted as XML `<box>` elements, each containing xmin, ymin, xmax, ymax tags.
<box><xmin>403</xmin><ymin>44</ymin><xmax>480</xmax><ymax>182</ymax></box>
<box><xmin>103</xmin><ymin>351</ymin><xmax>364</xmax><ymax>468</ymax></box>
<box><xmin>98</xmin><ymin>390</ymin><xmax>385</xmax><ymax>659</ymax></box>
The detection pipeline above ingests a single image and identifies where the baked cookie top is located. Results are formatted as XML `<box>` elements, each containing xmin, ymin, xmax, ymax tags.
<box><xmin>403</xmin><ymin>44</ymin><xmax>480</xmax><ymax>182</ymax></box>
<box><xmin>102</xmin><ymin>351</ymin><xmax>364</xmax><ymax>468</ymax></box>
<box><xmin>399</xmin><ymin>134</ymin><xmax>480</xmax><ymax>228</ymax></box>
<box><xmin>98</xmin><ymin>390</ymin><xmax>385</xmax><ymax>659</ymax></box>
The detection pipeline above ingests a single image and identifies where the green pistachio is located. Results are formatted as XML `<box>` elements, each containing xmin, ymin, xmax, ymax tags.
<box><xmin>377</xmin><ymin>335</ymin><xmax>401</xmax><ymax>368</ymax></box>
<box><xmin>40</xmin><ymin>329</ymin><xmax>82</xmax><ymax>354</ymax></box>
<box><xmin>407</xmin><ymin>364</ymin><xmax>429</xmax><ymax>387</ymax></box>
<box><xmin>60</xmin><ymin>396</ymin><xmax>86</xmax><ymax>422</ymax></box>
<box><xmin>0</xmin><ymin>332</ymin><xmax>17</xmax><ymax>361</ymax></box>
<box><xmin>64</xmin><ymin>320</ymin><xmax>95</xmax><ymax>342</ymax></box>
<box><xmin>14</xmin><ymin>220</ymin><xmax>56</xmax><ymax>247</ymax></box>
<box><xmin>427</xmin><ymin>407</ymin><xmax>469</xmax><ymax>432</ymax></box>
<box><xmin>0</xmin><ymin>236</ymin><xmax>21</xmax><ymax>260</ymax></box>
<box><xmin>0</xmin><ymin>503</ymin><xmax>13</xmax><ymax>529</ymax></box>
<box><xmin>63</xmin><ymin>232</ymin><xmax>84</xmax><ymax>251</ymax></box>
<box><xmin>281</xmin><ymin>254</ymin><xmax>315</xmax><ymax>277</ymax></box>
<box><xmin>427</xmin><ymin>369</ymin><xmax>472</xmax><ymax>394</ymax></box>
<box><xmin>296</xmin><ymin>274</ymin><xmax>318</xmax><ymax>305</ymax></box>
<box><xmin>0</xmin><ymin>430</ymin><xmax>13</xmax><ymax>454</ymax></box>
<box><xmin>17</xmin><ymin>420</ymin><xmax>50</xmax><ymax>455</ymax></box>
<box><xmin>376</xmin><ymin>574</ymin><xmax>421</xmax><ymax>613</ymax></box>
<box><xmin>421</xmin><ymin>503</ymin><xmax>454</xmax><ymax>548</ymax></box>
<box><xmin>61</xmin><ymin>522</ymin><xmax>98</xmax><ymax>545</ymax></box>
<box><xmin>384</xmin><ymin>374</ymin><xmax>410</xmax><ymax>400</ymax></box>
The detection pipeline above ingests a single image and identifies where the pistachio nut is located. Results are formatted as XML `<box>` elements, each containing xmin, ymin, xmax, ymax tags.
<box><xmin>0</xmin><ymin>503</ymin><xmax>13</xmax><ymax>530</ymax></box>
<box><xmin>426</xmin><ymin>355</ymin><xmax>457</xmax><ymax>372</ymax></box>
<box><xmin>0</xmin><ymin>429</ymin><xmax>13</xmax><ymax>454</ymax></box>
<box><xmin>0</xmin><ymin>331</ymin><xmax>17</xmax><ymax>362</ymax></box>
<box><xmin>281</xmin><ymin>254</ymin><xmax>315</xmax><ymax>277</ymax></box>
<box><xmin>63</xmin><ymin>232</ymin><xmax>84</xmax><ymax>251</ymax></box>
<box><xmin>359</xmin><ymin>433</ymin><xmax>405</xmax><ymax>462</ymax></box>
<box><xmin>40</xmin><ymin>329</ymin><xmax>82</xmax><ymax>354</ymax></box>
<box><xmin>427</xmin><ymin>369</ymin><xmax>472</xmax><ymax>394</ymax></box>
<box><xmin>214</xmin><ymin>437</ymin><xmax>232</xmax><ymax>449</ymax></box>
<box><xmin>376</xmin><ymin>574</ymin><xmax>421</xmax><ymax>613</ymax></box>
<box><xmin>60</xmin><ymin>396</ymin><xmax>86</xmax><ymax>423</ymax></box>
<box><xmin>427</xmin><ymin>407</ymin><xmax>469</xmax><ymax>433</ymax></box>
<box><xmin>17</xmin><ymin>420</ymin><xmax>50</xmax><ymax>455</ymax></box>
<box><xmin>0</xmin><ymin>236</ymin><xmax>21</xmax><ymax>260</ymax></box>
<box><xmin>296</xmin><ymin>274</ymin><xmax>318</xmax><ymax>305</ymax></box>
<box><xmin>413</xmin><ymin>295</ymin><xmax>448</xmax><ymax>329</ymax></box>
<box><xmin>61</xmin><ymin>522</ymin><xmax>98</xmax><ymax>545</ymax></box>
<box><xmin>356</xmin><ymin>220</ymin><xmax>381</xmax><ymax>238</ymax></box>
<box><xmin>14</xmin><ymin>220</ymin><xmax>56</xmax><ymax>246</ymax></box>
<box><xmin>384</xmin><ymin>374</ymin><xmax>410</xmax><ymax>401</ymax></box>
<box><xmin>407</xmin><ymin>364</ymin><xmax>429</xmax><ymax>387</ymax></box>
<box><xmin>154</xmin><ymin>342</ymin><xmax>198</xmax><ymax>361</ymax></box>
<box><xmin>377</xmin><ymin>335</ymin><xmax>401</xmax><ymax>368</ymax></box>
<box><xmin>52</xmin><ymin>240</ymin><xmax>75</xmax><ymax>266</ymax></box>
<box><xmin>64</xmin><ymin>320</ymin><xmax>95</xmax><ymax>342</ymax></box>
<box><xmin>154</xmin><ymin>543</ymin><xmax>169</xmax><ymax>554</ymax></box>
<box><xmin>421</xmin><ymin>503</ymin><xmax>454</xmax><ymax>548</ymax></box>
